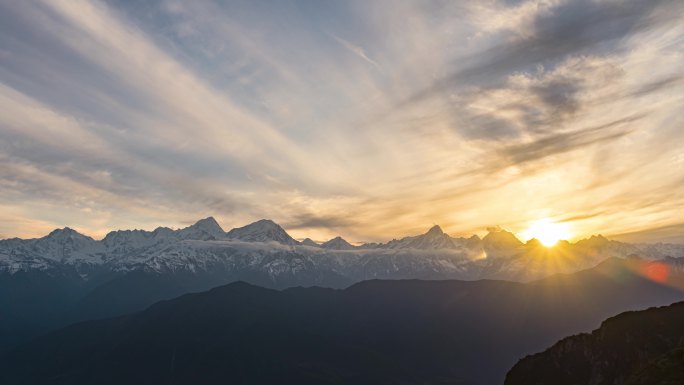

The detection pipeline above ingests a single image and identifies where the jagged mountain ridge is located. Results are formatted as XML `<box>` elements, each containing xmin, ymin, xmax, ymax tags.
<box><xmin>2</xmin><ymin>216</ymin><xmax>683</xmax><ymax>280</ymax></box>
<box><xmin>2</xmin><ymin>217</ymin><xmax>684</xmax><ymax>351</ymax></box>
<box><xmin>380</xmin><ymin>224</ymin><xmax>472</xmax><ymax>250</ymax></box>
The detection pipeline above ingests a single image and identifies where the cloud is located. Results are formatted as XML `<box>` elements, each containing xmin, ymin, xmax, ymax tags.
<box><xmin>611</xmin><ymin>222</ymin><xmax>684</xmax><ymax>244</ymax></box>
<box><xmin>330</xmin><ymin>33</ymin><xmax>383</xmax><ymax>72</ymax></box>
<box><xmin>0</xmin><ymin>0</ymin><xmax>682</xmax><ymax>242</ymax></box>
<box><xmin>626</xmin><ymin>74</ymin><xmax>684</xmax><ymax>98</ymax></box>
<box><xmin>403</xmin><ymin>0</ymin><xmax>683</xmax><ymax>103</ymax></box>
<box><xmin>391</xmin><ymin>53</ymin><xmax>629</xmax><ymax>149</ymax></box>
<box><xmin>284</xmin><ymin>213</ymin><xmax>357</xmax><ymax>231</ymax></box>
<box><xmin>499</xmin><ymin>115</ymin><xmax>641</xmax><ymax>166</ymax></box>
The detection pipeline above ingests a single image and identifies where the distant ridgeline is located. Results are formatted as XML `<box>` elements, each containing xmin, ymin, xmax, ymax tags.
<box><xmin>1</xmin><ymin>217</ymin><xmax>684</xmax><ymax>360</ymax></box>
<box><xmin>2</xmin><ymin>257</ymin><xmax>684</xmax><ymax>385</ymax></box>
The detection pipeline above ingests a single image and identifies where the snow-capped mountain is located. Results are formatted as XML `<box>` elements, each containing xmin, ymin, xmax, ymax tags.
<box><xmin>2</xmin><ymin>218</ymin><xmax>683</xmax><ymax>281</ymax></box>
<box><xmin>300</xmin><ymin>238</ymin><xmax>319</xmax><ymax>247</ymax></box>
<box><xmin>381</xmin><ymin>225</ymin><xmax>475</xmax><ymax>250</ymax></box>
<box><xmin>321</xmin><ymin>236</ymin><xmax>355</xmax><ymax>250</ymax></box>
<box><xmin>2</xmin><ymin>217</ymin><xmax>684</xmax><ymax>351</ymax></box>
<box><xmin>481</xmin><ymin>226</ymin><xmax>525</xmax><ymax>258</ymax></box>
<box><xmin>102</xmin><ymin>226</ymin><xmax>176</xmax><ymax>255</ymax></box>
<box><xmin>176</xmin><ymin>217</ymin><xmax>226</xmax><ymax>240</ymax></box>
<box><xmin>225</xmin><ymin>219</ymin><xmax>298</xmax><ymax>245</ymax></box>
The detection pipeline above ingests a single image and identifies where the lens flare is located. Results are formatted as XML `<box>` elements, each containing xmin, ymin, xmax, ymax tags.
<box><xmin>644</xmin><ymin>262</ymin><xmax>669</xmax><ymax>283</ymax></box>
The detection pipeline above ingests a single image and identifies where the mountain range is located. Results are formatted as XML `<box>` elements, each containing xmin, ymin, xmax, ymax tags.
<box><xmin>4</xmin><ymin>217</ymin><xmax>683</xmax><ymax>279</ymax></box>
<box><xmin>2</xmin><ymin>257</ymin><xmax>684</xmax><ymax>385</ymax></box>
<box><xmin>2</xmin><ymin>217</ymin><xmax>684</xmax><ymax>351</ymax></box>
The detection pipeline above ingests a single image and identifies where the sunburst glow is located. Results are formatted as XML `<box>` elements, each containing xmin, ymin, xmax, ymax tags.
<box><xmin>522</xmin><ymin>219</ymin><xmax>570</xmax><ymax>247</ymax></box>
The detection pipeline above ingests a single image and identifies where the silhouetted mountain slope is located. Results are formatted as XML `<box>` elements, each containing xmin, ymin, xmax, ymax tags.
<box><xmin>65</xmin><ymin>266</ymin><xmax>353</xmax><ymax>323</ymax></box>
<box><xmin>505</xmin><ymin>301</ymin><xmax>684</xmax><ymax>385</ymax></box>
<box><xmin>3</xmin><ymin>258</ymin><xmax>684</xmax><ymax>385</ymax></box>
<box><xmin>0</xmin><ymin>270</ymin><xmax>98</xmax><ymax>350</ymax></box>
<box><xmin>626</xmin><ymin>347</ymin><xmax>684</xmax><ymax>385</ymax></box>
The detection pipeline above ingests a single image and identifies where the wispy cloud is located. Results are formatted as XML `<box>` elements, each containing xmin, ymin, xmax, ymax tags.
<box><xmin>0</xmin><ymin>0</ymin><xmax>682</xmax><ymax>242</ymax></box>
<box><xmin>329</xmin><ymin>33</ymin><xmax>384</xmax><ymax>72</ymax></box>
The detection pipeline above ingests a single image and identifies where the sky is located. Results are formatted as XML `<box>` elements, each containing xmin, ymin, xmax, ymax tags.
<box><xmin>0</xmin><ymin>0</ymin><xmax>683</xmax><ymax>243</ymax></box>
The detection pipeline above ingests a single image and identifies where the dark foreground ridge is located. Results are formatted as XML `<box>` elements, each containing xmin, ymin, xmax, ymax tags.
<box><xmin>505</xmin><ymin>301</ymin><xmax>684</xmax><ymax>385</ymax></box>
<box><xmin>2</xmin><ymin>257</ymin><xmax>684</xmax><ymax>385</ymax></box>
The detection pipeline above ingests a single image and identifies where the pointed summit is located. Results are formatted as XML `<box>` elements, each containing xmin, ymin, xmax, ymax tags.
<box><xmin>382</xmin><ymin>224</ymin><xmax>464</xmax><ymax>250</ymax></box>
<box><xmin>34</xmin><ymin>227</ymin><xmax>98</xmax><ymax>257</ymax></box>
<box><xmin>177</xmin><ymin>217</ymin><xmax>225</xmax><ymax>240</ymax></box>
<box><xmin>482</xmin><ymin>226</ymin><xmax>523</xmax><ymax>257</ymax></box>
<box><xmin>321</xmin><ymin>236</ymin><xmax>355</xmax><ymax>250</ymax></box>
<box><xmin>403</xmin><ymin>224</ymin><xmax>455</xmax><ymax>249</ymax></box>
<box><xmin>426</xmin><ymin>225</ymin><xmax>444</xmax><ymax>236</ymax></box>
<box><xmin>192</xmin><ymin>217</ymin><xmax>223</xmax><ymax>232</ymax></box>
<box><xmin>574</xmin><ymin>234</ymin><xmax>613</xmax><ymax>249</ymax></box>
<box><xmin>226</xmin><ymin>219</ymin><xmax>297</xmax><ymax>245</ymax></box>
<box><xmin>301</xmin><ymin>238</ymin><xmax>319</xmax><ymax>247</ymax></box>
<box><xmin>43</xmin><ymin>227</ymin><xmax>94</xmax><ymax>242</ymax></box>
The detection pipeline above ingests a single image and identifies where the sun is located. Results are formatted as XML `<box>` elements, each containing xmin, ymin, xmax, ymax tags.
<box><xmin>522</xmin><ymin>218</ymin><xmax>570</xmax><ymax>247</ymax></box>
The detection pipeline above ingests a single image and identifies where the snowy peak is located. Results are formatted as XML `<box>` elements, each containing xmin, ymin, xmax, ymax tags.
<box><xmin>465</xmin><ymin>234</ymin><xmax>482</xmax><ymax>248</ymax></box>
<box><xmin>186</xmin><ymin>216</ymin><xmax>224</xmax><ymax>233</ymax></box>
<box><xmin>406</xmin><ymin>224</ymin><xmax>455</xmax><ymax>249</ymax></box>
<box><xmin>382</xmin><ymin>224</ymin><xmax>466</xmax><ymax>250</ymax></box>
<box><xmin>44</xmin><ymin>227</ymin><xmax>93</xmax><ymax>242</ymax></box>
<box><xmin>575</xmin><ymin>234</ymin><xmax>610</xmax><ymax>248</ymax></box>
<box><xmin>482</xmin><ymin>226</ymin><xmax>523</xmax><ymax>257</ymax></box>
<box><xmin>572</xmin><ymin>234</ymin><xmax>640</xmax><ymax>258</ymax></box>
<box><xmin>103</xmin><ymin>229</ymin><xmax>151</xmax><ymax>244</ymax></box>
<box><xmin>39</xmin><ymin>227</ymin><xmax>96</xmax><ymax>248</ymax></box>
<box><xmin>426</xmin><ymin>225</ymin><xmax>444</xmax><ymax>236</ymax></box>
<box><xmin>321</xmin><ymin>236</ymin><xmax>355</xmax><ymax>250</ymax></box>
<box><xmin>27</xmin><ymin>227</ymin><xmax>100</xmax><ymax>259</ymax></box>
<box><xmin>301</xmin><ymin>238</ymin><xmax>319</xmax><ymax>247</ymax></box>
<box><xmin>152</xmin><ymin>227</ymin><xmax>175</xmax><ymax>237</ymax></box>
<box><xmin>226</xmin><ymin>219</ymin><xmax>297</xmax><ymax>245</ymax></box>
<box><xmin>102</xmin><ymin>227</ymin><xmax>176</xmax><ymax>251</ymax></box>
<box><xmin>483</xmin><ymin>227</ymin><xmax>523</xmax><ymax>246</ymax></box>
<box><xmin>177</xmin><ymin>217</ymin><xmax>225</xmax><ymax>240</ymax></box>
